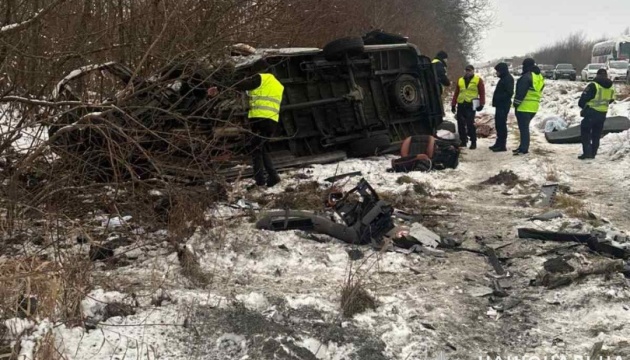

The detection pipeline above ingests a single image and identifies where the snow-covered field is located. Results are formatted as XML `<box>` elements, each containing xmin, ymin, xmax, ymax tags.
<box><xmin>2</xmin><ymin>74</ymin><xmax>630</xmax><ymax>360</ymax></box>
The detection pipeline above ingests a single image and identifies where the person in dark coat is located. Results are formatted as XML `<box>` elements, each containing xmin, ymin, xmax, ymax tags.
<box><xmin>489</xmin><ymin>62</ymin><xmax>514</xmax><ymax>152</ymax></box>
<box><xmin>451</xmin><ymin>65</ymin><xmax>486</xmax><ymax>149</ymax></box>
<box><xmin>432</xmin><ymin>50</ymin><xmax>451</xmax><ymax>95</ymax></box>
<box><xmin>577</xmin><ymin>68</ymin><xmax>615</xmax><ymax>159</ymax></box>
<box><xmin>513</xmin><ymin>58</ymin><xmax>544</xmax><ymax>155</ymax></box>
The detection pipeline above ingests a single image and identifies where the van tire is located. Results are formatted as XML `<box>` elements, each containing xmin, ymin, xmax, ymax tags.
<box><xmin>392</xmin><ymin>74</ymin><xmax>423</xmax><ymax>112</ymax></box>
<box><xmin>323</xmin><ymin>37</ymin><xmax>365</xmax><ymax>61</ymax></box>
<box><xmin>348</xmin><ymin>134</ymin><xmax>391</xmax><ymax>157</ymax></box>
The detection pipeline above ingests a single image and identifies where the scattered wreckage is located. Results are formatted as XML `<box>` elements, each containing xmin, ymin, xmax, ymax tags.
<box><xmin>256</xmin><ymin>178</ymin><xmax>449</xmax><ymax>255</ymax></box>
<box><xmin>48</xmin><ymin>31</ymin><xmax>448</xmax><ymax>181</ymax></box>
<box><xmin>544</xmin><ymin>115</ymin><xmax>630</xmax><ymax>144</ymax></box>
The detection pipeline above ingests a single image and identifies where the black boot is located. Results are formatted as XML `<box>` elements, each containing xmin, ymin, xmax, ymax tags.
<box><xmin>266</xmin><ymin>175</ymin><xmax>281</xmax><ymax>187</ymax></box>
<box><xmin>469</xmin><ymin>143</ymin><xmax>477</xmax><ymax>150</ymax></box>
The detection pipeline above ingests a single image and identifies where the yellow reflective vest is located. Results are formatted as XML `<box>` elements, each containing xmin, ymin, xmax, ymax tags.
<box><xmin>248</xmin><ymin>73</ymin><xmax>284</xmax><ymax>122</ymax></box>
<box><xmin>518</xmin><ymin>73</ymin><xmax>544</xmax><ymax>113</ymax></box>
<box><xmin>456</xmin><ymin>75</ymin><xmax>480</xmax><ymax>103</ymax></box>
<box><xmin>586</xmin><ymin>83</ymin><xmax>615</xmax><ymax>113</ymax></box>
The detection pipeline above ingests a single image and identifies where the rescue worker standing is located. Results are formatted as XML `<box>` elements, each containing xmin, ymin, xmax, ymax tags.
<box><xmin>209</xmin><ymin>71</ymin><xmax>284</xmax><ymax>187</ymax></box>
<box><xmin>513</xmin><ymin>58</ymin><xmax>544</xmax><ymax>156</ymax></box>
<box><xmin>432</xmin><ymin>51</ymin><xmax>451</xmax><ymax>95</ymax></box>
<box><xmin>489</xmin><ymin>62</ymin><xmax>514</xmax><ymax>152</ymax></box>
<box><xmin>451</xmin><ymin>65</ymin><xmax>485</xmax><ymax>149</ymax></box>
<box><xmin>577</xmin><ymin>68</ymin><xmax>615</xmax><ymax>160</ymax></box>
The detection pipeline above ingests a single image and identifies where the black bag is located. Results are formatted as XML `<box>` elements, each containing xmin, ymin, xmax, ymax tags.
<box><xmin>432</xmin><ymin>142</ymin><xmax>459</xmax><ymax>169</ymax></box>
<box><xmin>391</xmin><ymin>154</ymin><xmax>432</xmax><ymax>172</ymax></box>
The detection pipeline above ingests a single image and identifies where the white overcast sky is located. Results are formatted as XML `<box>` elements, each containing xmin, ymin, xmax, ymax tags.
<box><xmin>479</xmin><ymin>0</ymin><xmax>630</xmax><ymax>62</ymax></box>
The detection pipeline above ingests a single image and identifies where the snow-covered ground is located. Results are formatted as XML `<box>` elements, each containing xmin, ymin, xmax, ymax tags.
<box><xmin>0</xmin><ymin>103</ymin><xmax>48</xmax><ymax>153</ymax></box>
<box><xmin>2</xmin><ymin>76</ymin><xmax>630</xmax><ymax>360</ymax></box>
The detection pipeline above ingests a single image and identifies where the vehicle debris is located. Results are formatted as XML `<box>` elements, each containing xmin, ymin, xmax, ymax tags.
<box><xmin>533</xmin><ymin>257</ymin><xmax>624</xmax><ymax>289</ymax></box>
<box><xmin>518</xmin><ymin>227</ymin><xmax>630</xmax><ymax>259</ymax></box>
<box><xmin>544</xmin><ymin>116</ymin><xmax>630</xmax><ymax>144</ymax></box>
<box><xmin>537</xmin><ymin>183</ymin><xmax>559</xmax><ymax>207</ymax></box>
<box><xmin>324</xmin><ymin>171</ymin><xmax>362</xmax><ymax>183</ymax></box>
<box><xmin>530</xmin><ymin>210</ymin><xmax>564</xmax><ymax>221</ymax></box>
<box><xmin>256</xmin><ymin>178</ymin><xmax>444</xmax><ymax>254</ymax></box>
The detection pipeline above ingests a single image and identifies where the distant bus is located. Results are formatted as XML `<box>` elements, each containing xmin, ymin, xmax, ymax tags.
<box><xmin>591</xmin><ymin>37</ymin><xmax>630</xmax><ymax>63</ymax></box>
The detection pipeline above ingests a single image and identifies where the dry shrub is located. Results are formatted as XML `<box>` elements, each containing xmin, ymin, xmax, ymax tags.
<box><xmin>177</xmin><ymin>246</ymin><xmax>212</xmax><ymax>288</ymax></box>
<box><xmin>270</xmin><ymin>181</ymin><xmax>326</xmax><ymax>210</ymax></box>
<box><xmin>396</xmin><ymin>176</ymin><xmax>414</xmax><ymax>185</ymax></box>
<box><xmin>532</xmin><ymin>147</ymin><xmax>554</xmax><ymax>157</ymax></box>
<box><xmin>480</xmin><ymin>170</ymin><xmax>527</xmax><ymax>188</ymax></box>
<box><xmin>378</xmin><ymin>189</ymin><xmax>444</xmax><ymax>214</ymax></box>
<box><xmin>546</xmin><ymin>168</ymin><xmax>559</xmax><ymax>182</ymax></box>
<box><xmin>340</xmin><ymin>280</ymin><xmax>376</xmax><ymax>318</ymax></box>
<box><xmin>553</xmin><ymin>194</ymin><xmax>587</xmax><ymax>218</ymax></box>
<box><xmin>0</xmin><ymin>323</ymin><xmax>13</xmax><ymax>359</ymax></box>
<box><xmin>0</xmin><ymin>255</ymin><xmax>92</xmax><ymax>324</ymax></box>
<box><xmin>34</xmin><ymin>332</ymin><xmax>62</xmax><ymax>360</ymax></box>
<box><xmin>165</xmin><ymin>188</ymin><xmax>218</xmax><ymax>240</ymax></box>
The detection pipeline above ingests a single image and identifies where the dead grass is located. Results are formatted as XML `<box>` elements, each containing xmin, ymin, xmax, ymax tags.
<box><xmin>378</xmin><ymin>189</ymin><xmax>444</xmax><ymax>214</ymax></box>
<box><xmin>177</xmin><ymin>246</ymin><xmax>212</xmax><ymax>288</ymax></box>
<box><xmin>546</xmin><ymin>168</ymin><xmax>559</xmax><ymax>182</ymax></box>
<box><xmin>34</xmin><ymin>332</ymin><xmax>62</xmax><ymax>360</ymax></box>
<box><xmin>0</xmin><ymin>255</ymin><xmax>92</xmax><ymax>324</ymax></box>
<box><xmin>268</xmin><ymin>181</ymin><xmax>326</xmax><ymax>210</ymax></box>
<box><xmin>480</xmin><ymin>170</ymin><xmax>527</xmax><ymax>188</ymax></box>
<box><xmin>340</xmin><ymin>280</ymin><xmax>376</xmax><ymax>318</ymax></box>
<box><xmin>553</xmin><ymin>193</ymin><xmax>587</xmax><ymax>218</ymax></box>
<box><xmin>165</xmin><ymin>188</ymin><xmax>216</xmax><ymax>240</ymax></box>
<box><xmin>395</xmin><ymin>176</ymin><xmax>432</xmax><ymax>196</ymax></box>
<box><xmin>396</xmin><ymin>175</ymin><xmax>414</xmax><ymax>185</ymax></box>
<box><xmin>532</xmin><ymin>147</ymin><xmax>554</xmax><ymax>157</ymax></box>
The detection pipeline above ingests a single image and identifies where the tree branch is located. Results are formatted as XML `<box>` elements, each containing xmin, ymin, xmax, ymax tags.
<box><xmin>0</xmin><ymin>0</ymin><xmax>68</xmax><ymax>36</ymax></box>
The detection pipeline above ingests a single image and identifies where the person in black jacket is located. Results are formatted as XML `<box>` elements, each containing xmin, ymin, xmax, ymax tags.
<box><xmin>577</xmin><ymin>68</ymin><xmax>615</xmax><ymax>160</ymax></box>
<box><xmin>489</xmin><ymin>62</ymin><xmax>514</xmax><ymax>152</ymax></box>
<box><xmin>432</xmin><ymin>50</ymin><xmax>451</xmax><ymax>95</ymax></box>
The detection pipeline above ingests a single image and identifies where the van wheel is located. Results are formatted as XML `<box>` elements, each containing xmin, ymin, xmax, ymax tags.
<box><xmin>323</xmin><ymin>37</ymin><xmax>364</xmax><ymax>61</ymax></box>
<box><xmin>348</xmin><ymin>134</ymin><xmax>391</xmax><ymax>157</ymax></box>
<box><xmin>392</xmin><ymin>74</ymin><xmax>423</xmax><ymax>112</ymax></box>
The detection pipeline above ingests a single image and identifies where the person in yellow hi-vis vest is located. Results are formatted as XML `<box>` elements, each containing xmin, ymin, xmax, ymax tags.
<box><xmin>577</xmin><ymin>68</ymin><xmax>615</xmax><ymax>160</ymax></box>
<box><xmin>208</xmin><ymin>70</ymin><xmax>284</xmax><ymax>187</ymax></box>
<box><xmin>450</xmin><ymin>65</ymin><xmax>486</xmax><ymax>149</ymax></box>
<box><xmin>512</xmin><ymin>58</ymin><xmax>544</xmax><ymax>156</ymax></box>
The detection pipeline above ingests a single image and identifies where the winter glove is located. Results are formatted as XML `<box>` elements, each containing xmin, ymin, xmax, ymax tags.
<box><xmin>580</xmin><ymin>106</ymin><xmax>588</xmax><ymax>117</ymax></box>
<box><xmin>451</xmin><ymin>106</ymin><xmax>457</xmax><ymax>114</ymax></box>
<box><xmin>476</xmin><ymin>105</ymin><xmax>484</xmax><ymax>112</ymax></box>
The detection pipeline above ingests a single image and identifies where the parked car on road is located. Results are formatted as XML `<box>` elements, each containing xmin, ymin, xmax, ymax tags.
<box><xmin>581</xmin><ymin>63</ymin><xmax>606</xmax><ymax>81</ymax></box>
<box><xmin>539</xmin><ymin>64</ymin><xmax>555</xmax><ymax>79</ymax></box>
<box><xmin>606</xmin><ymin>60</ymin><xmax>629</xmax><ymax>82</ymax></box>
<box><xmin>553</xmin><ymin>63</ymin><xmax>577</xmax><ymax>80</ymax></box>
